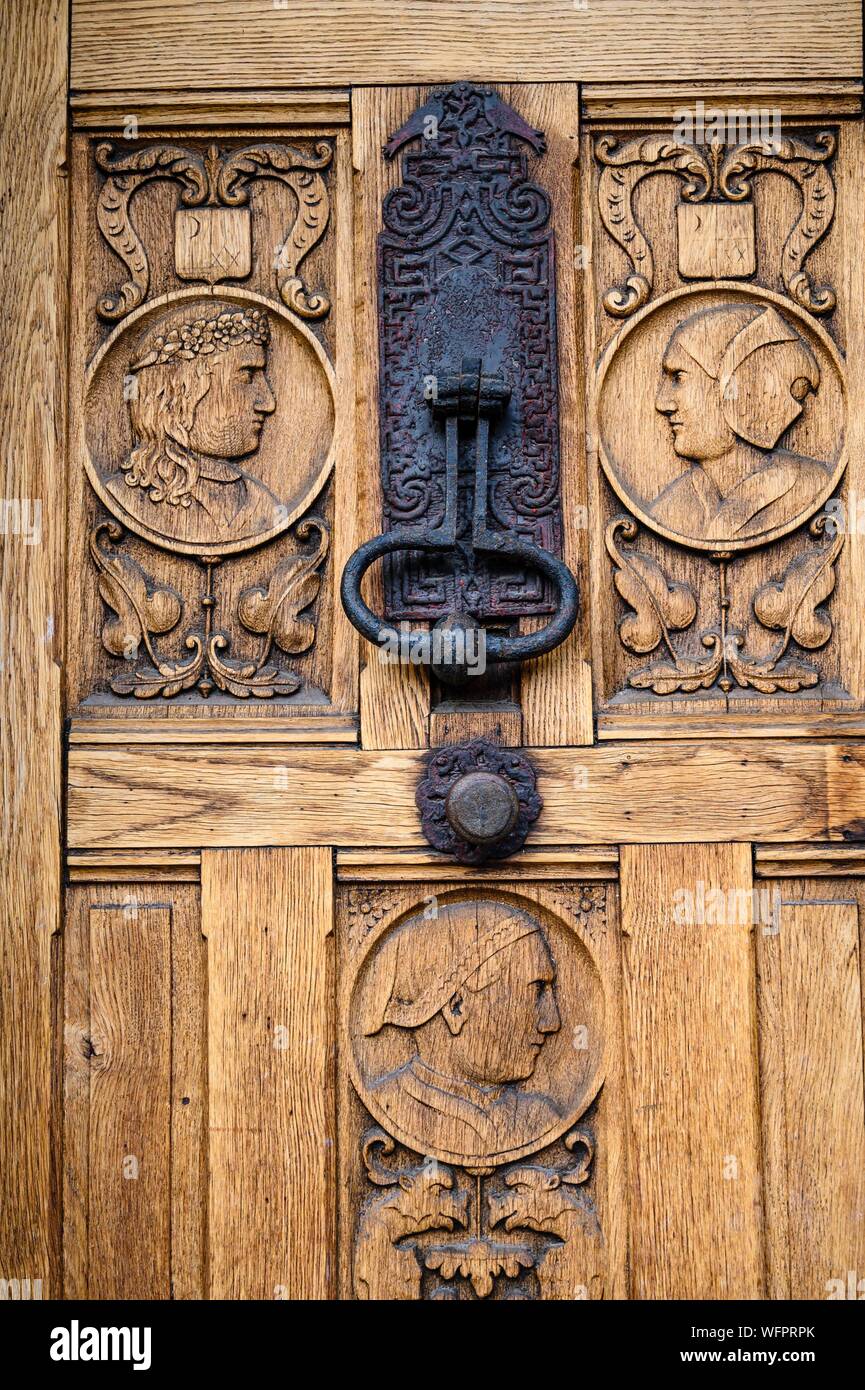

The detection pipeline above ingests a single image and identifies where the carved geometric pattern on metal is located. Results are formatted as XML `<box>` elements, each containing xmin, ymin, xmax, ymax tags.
<box><xmin>378</xmin><ymin>82</ymin><xmax>563</xmax><ymax>620</ymax></box>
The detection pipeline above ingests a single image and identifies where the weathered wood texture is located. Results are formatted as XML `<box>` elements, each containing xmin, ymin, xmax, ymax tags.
<box><xmin>620</xmin><ymin>843</ymin><xmax>765</xmax><ymax>1298</ymax></box>
<box><xmin>67</xmin><ymin>739</ymin><xmax>863</xmax><ymax>849</ymax></box>
<box><xmin>202</xmin><ymin>847</ymin><xmax>332</xmax><ymax>1299</ymax></box>
<box><xmin>71</xmin><ymin>2</ymin><xmax>862</xmax><ymax>91</ymax></box>
<box><xmin>757</xmin><ymin>883</ymin><xmax>865</xmax><ymax>1298</ymax></box>
<box><xmin>352</xmin><ymin>86</ymin><xmax>430</xmax><ymax>750</ymax></box>
<box><xmin>63</xmin><ymin>884</ymin><xmax>205</xmax><ymax>1298</ymax></box>
<box><xmin>0</xmin><ymin>0</ymin><xmax>67</xmax><ymax>1298</ymax></box>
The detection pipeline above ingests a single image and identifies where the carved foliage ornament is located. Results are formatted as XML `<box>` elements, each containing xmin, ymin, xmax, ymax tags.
<box><xmin>90</xmin><ymin>516</ymin><xmax>328</xmax><ymax>698</ymax></box>
<box><xmin>378</xmin><ymin>82</ymin><xmax>564</xmax><ymax>621</ymax></box>
<box><xmin>86</xmin><ymin>130</ymin><xmax>337</xmax><ymax>701</ymax></box>
<box><xmin>595</xmin><ymin>283</ymin><xmax>846</xmax><ymax>695</ymax></box>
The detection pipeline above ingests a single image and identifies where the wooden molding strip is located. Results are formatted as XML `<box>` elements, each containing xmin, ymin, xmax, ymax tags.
<box><xmin>67</xmin><ymin>739</ymin><xmax>863</xmax><ymax>850</ymax></box>
<box><xmin>336</xmin><ymin>845</ymin><xmax>618</xmax><ymax>882</ymax></box>
<box><xmin>598</xmin><ymin>710</ymin><xmax>865</xmax><ymax>741</ymax></box>
<box><xmin>68</xmin><ymin>715</ymin><xmax>358</xmax><ymax>745</ymax></box>
<box><xmin>755</xmin><ymin>843</ymin><xmax>865</xmax><ymax>878</ymax></box>
<box><xmin>582</xmin><ymin>79</ymin><xmax>863</xmax><ymax>121</ymax></box>
<box><xmin>70</xmin><ymin>87</ymin><xmax>351</xmax><ymax>128</ymax></box>
<box><xmin>67</xmin><ymin>849</ymin><xmax>202</xmax><ymax>883</ymax></box>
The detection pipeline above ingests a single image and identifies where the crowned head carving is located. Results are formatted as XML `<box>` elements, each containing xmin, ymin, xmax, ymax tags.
<box><xmin>349</xmin><ymin>897</ymin><xmax>604</xmax><ymax>1166</ymax></box>
<box><xmin>113</xmin><ymin>303</ymin><xmax>277</xmax><ymax>543</ymax></box>
<box><xmin>85</xmin><ymin>291</ymin><xmax>336</xmax><ymax>557</ymax></box>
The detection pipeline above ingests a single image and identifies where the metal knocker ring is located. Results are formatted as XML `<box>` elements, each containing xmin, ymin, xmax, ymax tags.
<box><xmin>340</xmin><ymin>358</ymin><xmax>578</xmax><ymax>685</ymax></box>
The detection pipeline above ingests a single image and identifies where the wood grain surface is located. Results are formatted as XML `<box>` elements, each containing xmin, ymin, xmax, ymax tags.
<box><xmin>0</xmin><ymin>0</ymin><xmax>67</xmax><ymax>1298</ymax></box>
<box><xmin>757</xmin><ymin>884</ymin><xmax>865</xmax><ymax>1298</ymax></box>
<box><xmin>71</xmin><ymin>1</ymin><xmax>862</xmax><ymax>92</ymax></box>
<box><xmin>67</xmin><ymin>739</ymin><xmax>841</xmax><ymax>849</ymax></box>
<box><xmin>202</xmin><ymin>847</ymin><xmax>332</xmax><ymax>1299</ymax></box>
<box><xmin>620</xmin><ymin>842</ymin><xmax>765</xmax><ymax>1298</ymax></box>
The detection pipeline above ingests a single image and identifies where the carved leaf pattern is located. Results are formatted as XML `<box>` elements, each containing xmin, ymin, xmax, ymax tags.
<box><xmin>752</xmin><ymin>530</ymin><xmax>844</xmax><ymax>650</ymax></box>
<box><xmin>606</xmin><ymin>517</ymin><xmax>697</xmax><ymax>654</ymax></box>
<box><xmin>238</xmin><ymin>517</ymin><xmax>328</xmax><ymax>654</ymax></box>
<box><xmin>90</xmin><ymin>522</ymin><xmax>182</xmax><ymax>661</ymax></box>
<box><xmin>424</xmin><ymin>1241</ymin><xmax>534</xmax><ymax>1299</ymax></box>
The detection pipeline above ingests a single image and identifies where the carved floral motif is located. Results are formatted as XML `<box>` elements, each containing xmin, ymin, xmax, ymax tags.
<box><xmin>92</xmin><ymin>518</ymin><xmax>328</xmax><ymax>699</ymax></box>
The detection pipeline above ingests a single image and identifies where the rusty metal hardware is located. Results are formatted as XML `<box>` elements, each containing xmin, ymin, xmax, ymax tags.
<box><xmin>340</xmin><ymin>357</ymin><xmax>578</xmax><ymax>678</ymax></box>
<box><xmin>340</xmin><ymin>83</ymin><xmax>577</xmax><ymax>682</ymax></box>
<box><xmin>415</xmin><ymin>738</ymin><xmax>542</xmax><ymax>864</ymax></box>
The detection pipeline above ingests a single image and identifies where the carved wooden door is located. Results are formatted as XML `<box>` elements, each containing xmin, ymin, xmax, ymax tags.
<box><xmin>4</xmin><ymin>1</ymin><xmax>865</xmax><ymax>1305</ymax></box>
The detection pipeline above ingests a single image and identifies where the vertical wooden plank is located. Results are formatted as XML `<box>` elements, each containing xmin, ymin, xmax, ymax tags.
<box><xmin>62</xmin><ymin>891</ymin><xmax>92</xmax><ymax>1298</ymax></box>
<box><xmin>352</xmin><ymin>86</ymin><xmax>430</xmax><ymax>750</ymax></box>
<box><xmin>757</xmin><ymin>887</ymin><xmax>865</xmax><ymax>1298</ymax></box>
<box><xmin>513</xmin><ymin>83</ymin><xmax>594</xmax><ymax>747</ymax></box>
<box><xmin>169</xmin><ymin>885</ymin><xmax>207</xmax><ymax>1300</ymax></box>
<box><xmin>620</xmin><ymin>843</ymin><xmax>764</xmax><ymax>1298</ymax></box>
<box><xmin>87</xmin><ymin>899</ymin><xmax>172</xmax><ymax>1299</ymax></box>
<box><xmin>328</xmin><ymin>126</ymin><xmax>361</xmax><ymax>716</ymax></box>
<box><xmin>0</xmin><ymin>0</ymin><xmax>67</xmax><ymax>1296</ymax></box>
<box><xmin>203</xmin><ymin>846</ymin><xmax>332</xmax><ymax>1299</ymax></box>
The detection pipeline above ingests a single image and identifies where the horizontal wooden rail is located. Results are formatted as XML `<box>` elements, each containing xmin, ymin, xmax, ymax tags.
<box><xmin>66</xmin><ymin>738</ymin><xmax>865</xmax><ymax>850</ymax></box>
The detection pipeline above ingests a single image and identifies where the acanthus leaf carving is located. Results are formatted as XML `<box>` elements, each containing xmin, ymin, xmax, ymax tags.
<box><xmin>90</xmin><ymin>521</ymin><xmax>205</xmax><ymax>698</ymax></box>
<box><xmin>751</xmin><ymin>515</ymin><xmax>843</xmax><ymax>650</ymax></box>
<box><xmin>606</xmin><ymin>515</ymin><xmax>698</xmax><ymax>654</ymax></box>
<box><xmin>237</xmin><ymin>517</ymin><xmax>328</xmax><ymax>657</ymax></box>
<box><xmin>92</xmin><ymin>519</ymin><xmax>328</xmax><ymax>701</ymax></box>
<box><xmin>724</xmin><ymin>513</ymin><xmax>844</xmax><ymax>693</ymax></box>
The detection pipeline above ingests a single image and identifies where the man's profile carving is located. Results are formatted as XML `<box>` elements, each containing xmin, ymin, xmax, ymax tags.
<box><xmin>349</xmin><ymin>898</ymin><xmax>604</xmax><ymax>1166</ymax></box>
<box><xmin>109</xmin><ymin>302</ymin><xmax>281</xmax><ymax>545</ymax></box>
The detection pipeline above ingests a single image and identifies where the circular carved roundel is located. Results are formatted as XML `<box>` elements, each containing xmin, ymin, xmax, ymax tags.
<box><xmin>595</xmin><ymin>282</ymin><xmax>847</xmax><ymax>553</ymax></box>
<box><xmin>84</xmin><ymin>287</ymin><xmax>336</xmax><ymax>557</ymax></box>
<box><xmin>348</xmin><ymin>895</ymin><xmax>605</xmax><ymax>1168</ymax></box>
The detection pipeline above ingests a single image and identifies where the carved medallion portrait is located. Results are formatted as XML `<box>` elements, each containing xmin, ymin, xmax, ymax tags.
<box><xmin>84</xmin><ymin>288</ymin><xmax>335</xmax><ymax>556</ymax></box>
<box><xmin>596</xmin><ymin>284</ymin><xmax>846</xmax><ymax>552</ymax></box>
<box><xmin>348</xmin><ymin>896</ymin><xmax>605</xmax><ymax>1167</ymax></box>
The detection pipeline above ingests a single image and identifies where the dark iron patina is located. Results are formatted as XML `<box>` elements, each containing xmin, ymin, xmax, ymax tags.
<box><xmin>415</xmin><ymin>737</ymin><xmax>542</xmax><ymax>864</ymax></box>
<box><xmin>340</xmin><ymin>83</ymin><xmax>577</xmax><ymax>679</ymax></box>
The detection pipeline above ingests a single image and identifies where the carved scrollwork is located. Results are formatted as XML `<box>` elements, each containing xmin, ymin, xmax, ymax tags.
<box><xmin>90</xmin><ymin>522</ymin><xmax>204</xmax><ymax>697</ymax></box>
<box><xmin>206</xmin><ymin>518</ymin><xmax>328</xmax><ymax>698</ymax></box>
<box><xmin>607</xmin><ymin>514</ymin><xmax>844</xmax><ymax>696</ymax></box>
<box><xmin>595</xmin><ymin>134</ymin><xmax>712</xmax><ymax>316</ymax></box>
<box><xmin>92</xmin><ymin>518</ymin><xmax>328</xmax><ymax>700</ymax></box>
<box><xmin>95</xmin><ymin>139</ymin><xmax>332</xmax><ymax>321</ymax></box>
<box><xmin>95</xmin><ymin>143</ymin><xmax>209</xmax><ymax>319</ymax></box>
<box><xmin>353</xmin><ymin>1124</ymin><xmax>600</xmax><ymax>1300</ymax></box>
<box><xmin>719</xmin><ymin>131</ymin><xmax>836</xmax><ymax>313</ymax></box>
<box><xmin>595</xmin><ymin>128</ymin><xmax>836</xmax><ymax>318</ymax></box>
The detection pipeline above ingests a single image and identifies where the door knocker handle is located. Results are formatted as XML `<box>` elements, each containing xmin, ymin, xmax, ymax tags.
<box><xmin>340</xmin><ymin>357</ymin><xmax>578</xmax><ymax>684</ymax></box>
